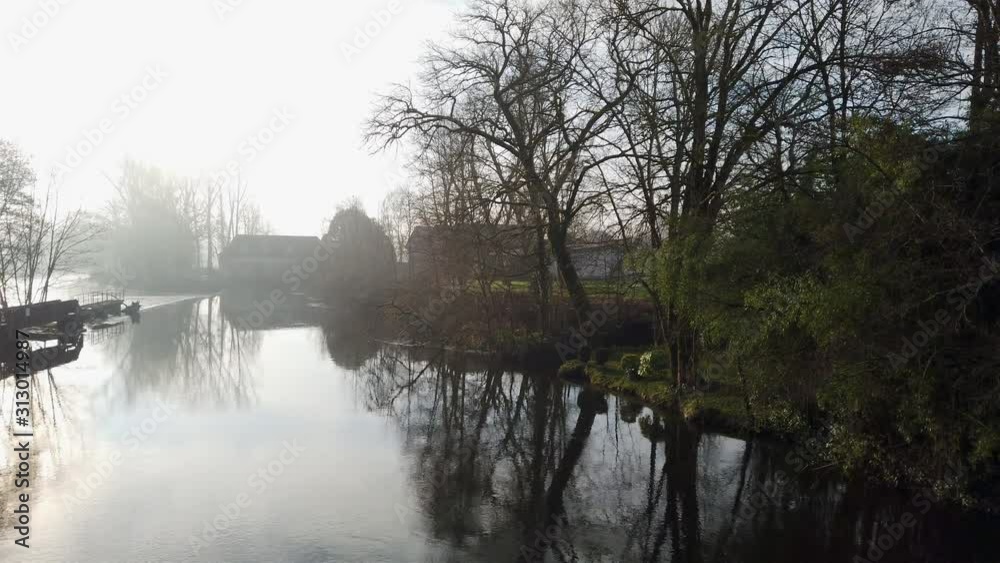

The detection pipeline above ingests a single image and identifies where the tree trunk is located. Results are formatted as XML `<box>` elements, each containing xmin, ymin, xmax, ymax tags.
<box><xmin>533</xmin><ymin>218</ymin><xmax>551</xmax><ymax>335</ymax></box>
<box><xmin>970</xmin><ymin>1</ymin><xmax>1000</xmax><ymax>131</ymax></box>
<box><xmin>669</xmin><ymin>305</ymin><xmax>681</xmax><ymax>386</ymax></box>
<box><xmin>546</xmin><ymin>218</ymin><xmax>591</xmax><ymax>326</ymax></box>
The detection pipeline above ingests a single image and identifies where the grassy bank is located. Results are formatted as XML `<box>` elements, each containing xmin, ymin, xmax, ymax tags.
<box><xmin>566</xmin><ymin>349</ymin><xmax>809</xmax><ymax>440</ymax></box>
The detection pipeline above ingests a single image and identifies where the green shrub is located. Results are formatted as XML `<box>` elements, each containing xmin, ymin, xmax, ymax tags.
<box><xmin>638</xmin><ymin>349</ymin><xmax>670</xmax><ymax>379</ymax></box>
<box><xmin>758</xmin><ymin>401</ymin><xmax>808</xmax><ymax>435</ymax></box>
<box><xmin>557</xmin><ymin>359</ymin><xmax>588</xmax><ymax>381</ymax></box>
<box><xmin>620</xmin><ymin>354</ymin><xmax>641</xmax><ymax>379</ymax></box>
<box><xmin>682</xmin><ymin>397</ymin><xmax>704</xmax><ymax>421</ymax></box>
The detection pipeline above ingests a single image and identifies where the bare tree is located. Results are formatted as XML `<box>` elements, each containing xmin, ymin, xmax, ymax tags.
<box><xmin>367</xmin><ymin>0</ymin><xmax>640</xmax><ymax>326</ymax></box>
<box><xmin>613</xmin><ymin>0</ymin><xmax>849</xmax><ymax>384</ymax></box>
<box><xmin>0</xmin><ymin>139</ymin><xmax>36</xmax><ymax>308</ymax></box>
<box><xmin>35</xmin><ymin>182</ymin><xmax>100</xmax><ymax>302</ymax></box>
<box><xmin>0</xmin><ymin>141</ymin><xmax>97</xmax><ymax>307</ymax></box>
<box><xmin>379</xmin><ymin>186</ymin><xmax>417</xmax><ymax>261</ymax></box>
<box><xmin>965</xmin><ymin>0</ymin><xmax>1000</xmax><ymax>129</ymax></box>
<box><xmin>213</xmin><ymin>176</ymin><xmax>270</xmax><ymax>268</ymax></box>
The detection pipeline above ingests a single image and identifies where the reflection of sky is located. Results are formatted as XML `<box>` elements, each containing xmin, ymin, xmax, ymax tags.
<box><xmin>4</xmin><ymin>272</ymin><xmax>214</xmax><ymax>310</ymax></box>
<box><xmin>0</xmin><ymin>298</ymin><xmax>995</xmax><ymax>562</ymax></box>
<box><xmin>0</xmin><ymin>301</ymin><xmax>434</xmax><ymax>562</ymax></box>
<box><xmin>569</xmin><ymin>412</ymin><xmax>747</xmax><ymax>547</ymax></box>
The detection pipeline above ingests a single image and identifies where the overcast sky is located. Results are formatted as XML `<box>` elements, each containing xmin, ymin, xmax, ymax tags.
<box><xmin>0</xmin><ymin>0</ymin><xmax>461</xmax><ymax>235</ymax></box>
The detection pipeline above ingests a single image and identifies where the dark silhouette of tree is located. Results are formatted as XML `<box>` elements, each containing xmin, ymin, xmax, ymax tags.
<box><xmin>324</xmin><ymin>201</ymin><xmax>396</xmax><ymax>304</ymax></box>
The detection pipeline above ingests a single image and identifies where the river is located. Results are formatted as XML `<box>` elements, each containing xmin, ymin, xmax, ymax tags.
<box><xmin>0</xmin><ymin>296</ymin><xmax>995</xmax><ymax>562</ymax></box>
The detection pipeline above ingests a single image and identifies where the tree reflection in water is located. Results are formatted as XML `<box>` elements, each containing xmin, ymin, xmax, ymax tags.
<box><xmin>320</xmin><ymin>304</ymin><xmax>385</xmax><ymax>370</ymax></box>
<box><xmin>0</xmin><ymin>297</ymin><xmax>262</xmax><ymax>451</ymax></box>
<box><xmin>0</xmin><ymin>303</ymin><xmax>994</xmax><ymax>562</ymax></box>
<box><xmin>0</xmin><ymin>336</ymin><xmax>86</xmax><ymax>530</ymax></box>
<box><xmin>346</xmin><ymin>345</ymin><xmax>999</xmax><ymax>563</ymax></box>
<box><xmin>103</xmin><ymin>296</ymin><xmax>260</xmax><ymax>409</ymax></box>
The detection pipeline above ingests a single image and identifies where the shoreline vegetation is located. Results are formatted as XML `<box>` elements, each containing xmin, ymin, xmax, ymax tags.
<box><xmin>357</xmin><ymin>0</ymin><xmax>1000</xmax><ymax>519</ymax></box>
<box><xmin>376</xmin><ymin>286</ymin><xmax>1000</xmax><ymax>515</ymax></box>
<box><xmin>573</xmin><ymin>352</ymin><xmax>806</xmax><ymax>440</ymax></box>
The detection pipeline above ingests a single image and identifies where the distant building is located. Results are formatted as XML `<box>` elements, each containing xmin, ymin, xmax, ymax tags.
<box><xmin>220</xmin><ymin>235</ymin><xmax>324</xmax><ymax>287</ymax></box>
<box><xmin>561</xmin><ymin>242</ymin><xmax>627</xmax><ymax>281</ymax></box>
<box><xmin>406</xmin><ymin>224</ymin><xmax>535</xmax><ymax>285</ymax></box>
<box><xmin>406</xmin><ymin>226</ymin><xmax>631</xmax><ymax>284</ymax></box>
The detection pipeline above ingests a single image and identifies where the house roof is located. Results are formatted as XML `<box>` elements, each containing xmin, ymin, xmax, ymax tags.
<box><xmin>222</xmin><ymin>235</ymin><xmax>321</xmax><ymax>259</ymax></box>
<box><xmin>407</xmin><ymin>224</ymin><xmax>532</xmax><ymax>249</ymax></box>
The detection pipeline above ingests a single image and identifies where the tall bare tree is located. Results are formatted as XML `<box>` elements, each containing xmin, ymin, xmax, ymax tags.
<box><xmin>368</xmin><ymin>0</ymin><xmax>640</xmax><ymax>326</ymax></box>
<box><xmin>0</xmin><ymin>141</ymin><xmax>96</xmax><ymax>307</ymax></box>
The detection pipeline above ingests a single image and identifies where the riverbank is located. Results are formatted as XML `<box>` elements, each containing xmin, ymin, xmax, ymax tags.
<box><xmin>555</xmin><ymin>349</ymin><xmax>1000</xmax><ymax>516</ymax></box>
<box><xmin>380</xmin><ymin>291</ymin><xmax>813</xmax><ymax>439</ymax></box>
<box><xmin>368</xmin><ymin>282</ymin><xmax>1000</xmax><ymax>514</ymax></box>
<box><xmin>566</xmin><ymin>351</ymin><xmax>807</xmax><ymax>440</ymax></box>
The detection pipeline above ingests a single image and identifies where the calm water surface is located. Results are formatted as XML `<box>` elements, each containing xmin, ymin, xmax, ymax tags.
<box><xmin>0</xmin><ymin>296</ymin><xmax>996</xmax><ymax>562</ymax></box>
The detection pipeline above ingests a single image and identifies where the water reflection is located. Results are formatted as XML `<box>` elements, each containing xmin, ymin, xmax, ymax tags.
<box><xmin>101</xmin><ymin>296</ymin><xmax>260</xmax><ymax>409</ymax></box>
<box><xmin>320</xmin><ymin>305</ymin><xmax>386</xmax><ymax>370</ymax></box>
<box><xmin>0</xmin><ymin>298</ymin><xmax>995</xmax><ymax>562</ymax></box>
<box><xmin>1</xmin><ymin>298</ymin><xmax>259</xmax><ymax>513</ymax></box>
<box><xmin>356</xmin><ymin>345</ymin><xmax>999</xmax><ymax>563</ymax></box>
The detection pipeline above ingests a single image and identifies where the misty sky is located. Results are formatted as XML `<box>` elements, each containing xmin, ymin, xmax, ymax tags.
<box><xmin>1</xmin><ymin>0</ymin><xmax>462</xmax><ymax>235</ymax></box>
